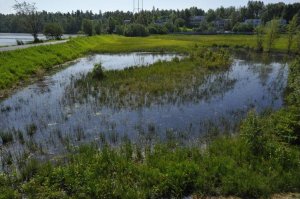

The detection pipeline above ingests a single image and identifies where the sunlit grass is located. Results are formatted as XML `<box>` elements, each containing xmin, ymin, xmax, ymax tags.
<box><xmin>0</xmin><ymin>34</ymin><xmax>293</xmax><ymax>94</ymax></box>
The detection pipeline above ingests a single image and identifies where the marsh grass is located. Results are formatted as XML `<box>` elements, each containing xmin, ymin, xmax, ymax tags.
<box><xmin>4</xmin><ymin>127</ymin><xmax>299</xmax><ymax>199</ymax></box>
<box><xmin>66</xmin><ymin>48</ymin><xmax>233</xmax><ymax>109</ymax></box>
<box><xmin>26</xmin><ymin>124</ymin><xmax>37</xmax><ymax>137</ymax></box>
<box><xmin>0</xmin><ymin>131</ymin><xmax>14</xmax><ymax>145</ymax></box>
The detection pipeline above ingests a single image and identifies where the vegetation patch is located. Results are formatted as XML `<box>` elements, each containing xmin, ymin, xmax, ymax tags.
<box><xmin>66</xmin><ymin>48</ymin><xmax>232</xmax><ymax>108</ymax></box>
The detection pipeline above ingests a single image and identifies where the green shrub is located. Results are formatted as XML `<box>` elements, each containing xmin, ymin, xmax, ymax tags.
<box><xmin>148</xmin><ymin>24</ymin><xmax>168</xmax><ymax>35</ymax></box>
<box><xmin>44</xmin><ymin>23</ymin><xmax>64</xmax><ymax>40</ymax></box>
<box><xmin>92</xmin><ymin>63</ymin><xmax>105</xmax><ymax>80</ymax></box>
<box><xmin>148</xmin><ymin>24</ymin><xmax>168</xmax><ymax>34</ymax></box>
<box><xmin>190</xmin><ymin>48</ymin><xmax>232</xmax><ymax>70</ymax></box>
<box><xmin>124</xmin><ymin>24</ymin><xmax>149</xmax><ymax>37</ymax></box>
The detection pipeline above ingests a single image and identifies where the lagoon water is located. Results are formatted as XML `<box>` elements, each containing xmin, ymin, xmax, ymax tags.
<box><xmin>0</xmin><ymin>52</ymin><xmax>289</xmax><ymax>155</ymax></box>
<box><xmin>0</xmin><ymin>33</ymin><xmax>77</xmax><ymax>46</ymax></box>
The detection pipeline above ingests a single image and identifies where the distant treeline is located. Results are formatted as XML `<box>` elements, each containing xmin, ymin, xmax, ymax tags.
<box><xmin>0</xmin><ymin>1</ymin><xmax>299</xmax><ymax>34</ymax></box>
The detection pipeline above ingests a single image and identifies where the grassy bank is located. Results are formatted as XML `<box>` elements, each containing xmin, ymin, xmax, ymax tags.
<box><xmin>0</xmin><ymin>34</ymin><xmax>294</xmax><ymax>96</ymax></box>
<box><xmin>0</xmin><ymin>35</ymin><xmax>191</xmax><ymax>94</ymax></box>
<box><xmin>0</xmin><ymin>55</ymin><xmax>299</xmax><ymax>199</ymax></box>
<box><xmin>151</xmin><ymin>34</ymin><xmax>293</xmax><ymax>52</ymax></box>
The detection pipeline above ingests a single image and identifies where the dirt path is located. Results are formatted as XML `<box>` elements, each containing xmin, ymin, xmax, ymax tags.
<box><xmin>0</xmin><ymin>40</ymin><xmax>68</xmax><ymax>52</ymax></box>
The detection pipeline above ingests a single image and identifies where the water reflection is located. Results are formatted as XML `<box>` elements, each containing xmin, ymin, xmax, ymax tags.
<box><xmin>0</xmin><ymin>52</ymin><xmax>289</xmax><ymax>161</ymax></box>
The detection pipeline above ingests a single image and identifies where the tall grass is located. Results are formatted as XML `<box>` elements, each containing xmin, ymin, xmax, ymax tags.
<box><xmin>66</xmin><ymin>48</ymin><xmax>232</xmax><ymax>109</ymax></box>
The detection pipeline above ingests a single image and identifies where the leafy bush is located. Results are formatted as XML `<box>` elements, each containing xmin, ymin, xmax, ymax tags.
<box><xmin>43</xmin><ymin>23</ymin><xmax>64</xmax><ymax>40</ymax></box>
<box><xmin>148</xmin><ymin>24</ymin><xmax>168</xmax><ymax>34</ymax></box>
<box><xmin>124</xmin><ymin>24</ymin><xmax>149</xmax><ymax>37</ymax></box>
<box><xmin>16</xmin><ymin>39</ymin><xmax>24</xmax><ymax>45</ymax></box>
<box><xmin>232</xmin><ymin>23</ymin><xmax>254</xmax><ymax>32</ymax></box>
<box><xmin>115</xmin><ymin>25</ymin><xmax>125</xmax><ymax>35</ymax></box>
<box><xmin>190</xmin><ymin>48</ymin><xmax>232</xmax><ymax>70</ymax></box>
<box><xmin>164</xmin><ymin>22</ymin><xmax>177</xmax><ymax>33</ymax></box>
<box><xmin>92</xmin><ymin>63</ymin><xmax>105</xmax><ymax>80</ymax></box>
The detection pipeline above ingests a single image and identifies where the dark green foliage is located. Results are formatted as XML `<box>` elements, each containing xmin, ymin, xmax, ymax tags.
<box><xmin>286</xmin><ymin>58</ymin><xmax>300</xmax><ymax>107</ymax></box>
<box><xmin>16</xmin><ymin>39</ymin><xmax>24</xmax><ymax>45</ymax></box>
<box><xmin>1</xmin><ymin>2</ymin><xmax>300</xmax><ymax>35</ymax></box>
<box><xmin>232</xmin><ymin>23</ymin><xmax>254</xmax><ymax>33</ymax></box>
<box><xmin>115</xmin><ymin>25</ymin><xmax>125</xmax><ymax>35</ymax></box>
<box><xmin>20</xmin><ymin>158</ymin><xmax>41</xmax><ymax>181</ymax></box>
<box><xmin>92</xmin><ymin>63</ymin><xmax>105</xmax><ymax>80</ymax></box>
<box><xmin>94</xmin><ymin>21</ymin><xmax>102</xmax><ymax>35</ymax></box>
<box><xmin>124</xmin><ymin>24</ymin><xmax>149</xmax><ymax>37</ymax></box>
<box><xmin>164</xmin><ymin>22</ymin><xmax>177</xmax><ymax>33</ymax></box>
<box><xmin>0</xmin><ymin>174</ymin><xmax>20</xmax><ymax>199</ymax></box>
<box><xmin>174</xmin><ymin>18</ymin><xmax>186</xmax><ymax>27</ymax></box>
<box><xmin>82</xmin><ymin>19</ymin><xmax>94</xmax><ymax>36</ymax></box>
<box><xmin>148</xmin><ymin>24</ymin><xmax>168</xmax><ymax>34</ymax></box>
<box><xmin>44</xmin><ymin>23</ymin><xmax>64</xmax><ymax>40</ymax></box>
<box><xmin>2</xmin><ymin>131</ymin><xmax>298</xmax><ymax>199</ymax></box>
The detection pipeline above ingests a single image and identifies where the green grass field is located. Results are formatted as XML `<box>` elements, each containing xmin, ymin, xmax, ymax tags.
<box><xmin>0</xmin><ymin>34</ymin><xmax>295</xmax><ymax>96</ymax></box>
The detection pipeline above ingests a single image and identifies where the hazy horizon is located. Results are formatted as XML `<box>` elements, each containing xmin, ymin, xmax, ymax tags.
<box><xmin>0</xmin><ymin>0</ymin><xmax>299</xmax><ymax>14</ymax></box>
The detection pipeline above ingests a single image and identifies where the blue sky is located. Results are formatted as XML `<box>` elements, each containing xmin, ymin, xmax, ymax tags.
<box><xmin>0</xmin><ymin>0</ymin><xmax>299</xmax><ymax>14</ymax></box>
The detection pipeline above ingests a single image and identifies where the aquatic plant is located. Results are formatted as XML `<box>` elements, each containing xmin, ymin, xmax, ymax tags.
<box><xmin>26</xmin><ymin>124</ymin><xmax>37</xmax><ymax>137</ymax></box>
<box><xmin>190</xmin><ymin>48</ymin><xmax>232</xmax><ymax>70</ymax></box>
<box><xmin>65</xmin><ymin>48</ymin><xmax>234</xmax><ymax>109</ymax></box>
<box><xmin>0</xmin><ymin>131</ymin><xmax>14</xmax><ymax>145</ymax></box>
<box><xmin>17</xmin><ymin>130</ymin><xmax>25</xmax><ymax>145</ymax></box>
<box><xmin>92</xmin><ymin>63</ymin><xmax>106</xmax><ymax>80</ymax></box>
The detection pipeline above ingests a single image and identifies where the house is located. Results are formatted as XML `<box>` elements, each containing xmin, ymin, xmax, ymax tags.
<box><xmin>279</xmin><ymin>19</ymin><xmax>287</xmax><ymax>25</ymax></box>
<box><xmin>244</xmin><ymin>19</ymin><xmax>262</xmax><ymax>27</ymax></box>
<box><xmin>214</xmin><ymin>19</ymin><xmax>231</xmax><ymax>30</ymax></box>
<box><xmin>123</xmin><ymin>20</ymin><xmax>131</xmax><ymax>24</ymax></box>
<box><xmin>189</xmin><ymin>16</ymin><xmax>205</xmax><ymax>26</ymax></box>
<box><xmin>154</xmin><ymin>18</ymin><xmax>169</xmax><ymax>26</ymax></box>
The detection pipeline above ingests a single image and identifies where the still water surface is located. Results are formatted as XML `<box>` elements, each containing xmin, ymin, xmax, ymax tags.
<box><xmin>0</xmin><ymin>33</ymin><xmax>77</xmax><ymax>46</ymax></box>
<box><xmin>0</xmin><ymin>52</ymin><xmax>289</xmax><ymax>154</ymax></box>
